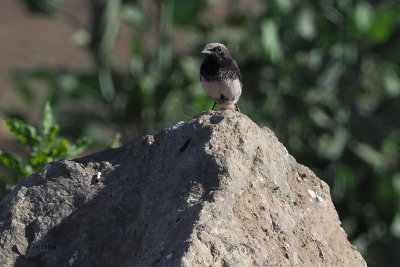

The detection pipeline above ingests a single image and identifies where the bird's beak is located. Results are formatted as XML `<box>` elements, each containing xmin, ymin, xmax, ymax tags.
<box><xmin>201</xmin><ymin>49</ymin><xmax>211</xmax><ymax>55</ymax></box>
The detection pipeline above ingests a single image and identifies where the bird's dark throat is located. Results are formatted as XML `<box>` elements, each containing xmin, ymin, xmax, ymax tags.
<box><xmin>200</xmin><ymin>56</ymin><xmax>220</xmax><ymax>80</ymax></box>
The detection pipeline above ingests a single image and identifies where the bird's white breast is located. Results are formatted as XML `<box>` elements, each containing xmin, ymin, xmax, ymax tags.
<box><xmin>200</xmin><ymin>78</ymin><xmax>242</xmax><ymax>105</ymax></box>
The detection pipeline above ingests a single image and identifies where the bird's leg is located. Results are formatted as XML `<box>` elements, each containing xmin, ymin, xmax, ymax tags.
<box><xmin>212</xmin><ymin>102</ymin><xmax>217</xmax><ymax>110</ymax></box>
<box><xmin>235</xmin><ymin>103</ymin><xmax>240</xmax><ymax>112</ymax></box>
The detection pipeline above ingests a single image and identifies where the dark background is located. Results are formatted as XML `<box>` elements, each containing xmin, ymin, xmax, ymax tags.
<box><xmin>0</xmin><ymin>0</ymin><xmax>399</xmax><ymax>266</ymax></box>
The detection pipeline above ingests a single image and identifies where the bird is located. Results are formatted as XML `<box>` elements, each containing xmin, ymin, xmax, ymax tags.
<box><xmin>200</xmin><ymin>43</ymin><xmax>242</xmax><ymax>111</ymax></box>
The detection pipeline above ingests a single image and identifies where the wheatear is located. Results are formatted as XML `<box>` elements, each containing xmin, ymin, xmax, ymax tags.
<box><xmin>200</xmin><ymin>43</ymin><xmax>242</xmax><ymax>111</ymax></box>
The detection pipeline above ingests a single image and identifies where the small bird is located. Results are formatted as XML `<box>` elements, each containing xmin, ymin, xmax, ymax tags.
<box><xmin>200</xmin><ymin>43</ymin><xmax>242</xmax><ymax>111</ymax></box>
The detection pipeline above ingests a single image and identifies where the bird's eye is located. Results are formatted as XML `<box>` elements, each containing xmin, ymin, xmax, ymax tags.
<box><xmin>216</xmin><ymin>47</ymin><xmax>221</xmax><ymax>52</ymax></box>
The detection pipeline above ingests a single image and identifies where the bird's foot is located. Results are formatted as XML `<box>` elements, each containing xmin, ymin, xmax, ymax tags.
<box><xmin>235</xmin><ymin>103</ymin><xmax>240</xmax><ymax>112</ymax></box>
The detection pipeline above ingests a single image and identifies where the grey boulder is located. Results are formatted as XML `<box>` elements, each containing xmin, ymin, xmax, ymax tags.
<box><xmin>0</xmin><ymin>111</ymin><xmax>366</xmax><ymax>266</ymax></box>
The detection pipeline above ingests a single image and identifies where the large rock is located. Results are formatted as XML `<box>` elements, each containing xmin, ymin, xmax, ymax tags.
<box><xmin>0</xmin><ymin>111</ymin><xmax>366</xmax><ymax>266</ymax></box>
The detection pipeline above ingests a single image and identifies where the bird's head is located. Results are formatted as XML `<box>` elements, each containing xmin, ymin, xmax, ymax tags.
<box><xmin>201</xmin><ymin>43</ymin><xmax>231</xmax><ymax>63</ymax></box>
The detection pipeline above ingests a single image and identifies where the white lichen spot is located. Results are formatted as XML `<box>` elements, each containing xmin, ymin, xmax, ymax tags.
<box><xmin>43</xmin><ymin>163</ymin><xmax>52</xmax><ymax>171</ymax></box>
<box><xmin>166</xmin><ymin>253</ymin><xmax>173</xmax><ymax>260</ymax></box>
<box><xmin>308</xmin><ymin>189</ymin><xmax>325</xmax><ymax>206</ymax></box>
<box><xmin>308</xmin><ymin>189</ymin><xmax>317</xmax><ymax>198</ymax></box>
<box><xmin>97</xmin><ymin>172</ymin><xmax>102</xmax><ymax>179</ymax></box>
<box><xmin>172</xmin><ymin>121</ymin><xmax>185</xmax><ymax>130</ymax></box>
<box><xmin>69</xmin><ymin>250</ymin><xmax>78</xmax><ymax>266</ymax></box>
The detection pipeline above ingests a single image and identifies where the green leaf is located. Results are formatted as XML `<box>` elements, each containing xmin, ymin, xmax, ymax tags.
<box><xmin>21</xmin><ymin>0</ymin><xmax>65</xmax><ymax>14</ymax></box>
<box><xmin>72</xmin><ymin>29</ymin><xmax>92</xmax><ymax>47</ymax></box>
<box><xmin>351</xmin><ymin>142</ymin><xmax>386</xmax><ymax>170</ymax></box>
<box><xmin>42</xmin><ymin>102</ymin><xmax>54</xmax><ymax>137</ymax></box>
<box><xmin>3</xmin><ymin>118</ymin><xmax>42</xmax><ymax>146</ymax></box>
<box><xmin>0</xmin><ymin>150</ymin><xmax>22</xmax><ymax>172</ymax></box>
<box><xmin>383</xmin><ymin>66</ymin><xmax>400</xmax><ymax>97</ymax></box>
<box><xmin>317</xmin><ymin>127</ymin><xmax>349</xmax><ymax>160</ymax></box>
<box><xmin>261</xmin><ymin>19</ymin><xmax>283</xmax><ymax>63</ymax></box>
<box><xmin>120</xmin><ymin>4</ymin><xmax>145</xmax><ymax>27</ymax></box>
<box><xmin>367</xmin><ymin>8</ymin><xmax>397</xmax><ymax>43</ymax></box>
<box><xmin>51</xmin><ymin>138</ymin><xmax>69</xmax><ymax>158</ymax></box>
<box><xmin>6</xmin><ymin>183</ymin><xmax>16</xmax><ymax>192</ymax></box>
<box><xmin>173</xmin><ymin>1</ymin><xmax>205</xmax><ymax>26</ymax></box>
<box><xmin>22</xmin><ymin>165</ymin><xmax>34</xmax><ymax>176</ymax></box>
<box><xmin>109</xmin><ymin>133</ymin><xmax>121</xmax><ymax>148</ymax></box>
<box><xmin>68</xmin><ymin>137</ymin><xmax>91</xmax><ymax>157</ymax></box>
<box><xmin>45</xmin><ymin>126</ymin><xmax>60</xmax><ymax>146</ymax></box>
<box><xmin>29</xmin><ymin>150</ymin><xmax>51</xmax><ymax>170</ymax></box>
<box><xmin>296</xmin><ymin>8</ymin><xmax>316</xmax><ymax>40</ymax></box>
<box><xmin>354</xmin><ymin>1</ymin><xmax>372</xmax><ymax>32</ymax></box>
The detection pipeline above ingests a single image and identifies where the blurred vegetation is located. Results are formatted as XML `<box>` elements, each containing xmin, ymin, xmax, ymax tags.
<box><xmin>0</xmin><ymin>0</ymin><xmax>399</xmax><ymax>265</ymax></box>
<box><xmin>0</xmin><ymin>103</ymin><xmax>89</xmax><ymax>193</ymax></box>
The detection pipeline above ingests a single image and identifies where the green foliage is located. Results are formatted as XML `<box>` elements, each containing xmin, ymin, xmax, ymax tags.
<box><xmin>5</xmin><ymin>0</ymin><xmax>400</xmax><ymax>265</ymax></box>
<box><xmin>0</xmin><ymin>103</ymin><xmax>90</xmax><ymax>199</ymax></box>
<box><xmin>21</xmin><ymin>0</ymin><xmax>64</xmax><ymax>14</ymax></box>
<box><xmin>3</xmin><ymin>119</ymin><xmax>41</xmax><ymax>146</ymax></box>
<box><xmin>261</xmin><ymin>19</ymin><xmax>283</xmax><ymax>63</ymax></box>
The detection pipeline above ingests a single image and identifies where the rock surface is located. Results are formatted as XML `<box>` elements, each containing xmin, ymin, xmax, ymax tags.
<box><xmin>0</xmin><ymin>111</ymin><xmax>366</xmax><ymax>266</ymax></box>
